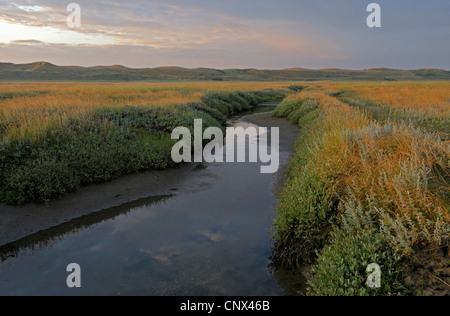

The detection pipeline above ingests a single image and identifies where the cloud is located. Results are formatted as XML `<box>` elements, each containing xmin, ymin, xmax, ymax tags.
<box><xmin>13</xmin><ymin>4</ymin><xmax>50</xmax><ymax>13</ymax></box>
<box><xmin>0</xmin><ymin>17</ymin><xmax>117</xmax><ymax>46</ymax></box>
<box><xmin>0</xmin><ymin>0</ymin><xmax>448</xmax><ymax>69</ymax></box>
<box><xmin>10</xmin><ymin>39</ymin><xmax>45</xmax><ymax>45</ymax></box>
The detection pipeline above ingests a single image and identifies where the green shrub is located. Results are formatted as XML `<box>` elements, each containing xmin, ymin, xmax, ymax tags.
<box><xmin>254</xmin><ymin>89</ymin><xmax>287</xmax><ymax>102</ymax></box>
<box><xmin>272</xmin><ymin>170</ymin><xmax>336</xmax><ymax>266</ymax></box>
<box><xmin>189</xmin><ymin>102</ymin><xmax>227</xmax><ymax>125</ymax></box>
<box><xmin>307</xmin><ymin>204</ymin><xmax>407</xmax><ymax>296</ymax></box>
<box><xmin>201</xmin><ymin>91</ymin><xmax>255</xmax><ymax>115</ymax></box>
<box><xmin>272</xmin><ymin>94</ymin><xmax>334</xmax><ymax>266</ymax></box>
<box><xmin>0</xmin><ymin>119</ymin><xmax>175</xmax><ymax>204</ymax></box>
<box><xmin>201</xmin><ymin>93</ymin><xmax>234</xmax><ymax>116</ymax></box>
<box><xmin>273</xmin><ymin>100</ymin><xmax>301</xmax><ymax>118</ymax></box>
<box><xmin>237</xmin><ymin>91</ymin><xmax>260</xmax><ymax>107</ymax></box>
<box><xmin>288</xmin><ymin>85</ymin><xmax>308</xmax><ymax>92</ymax></box>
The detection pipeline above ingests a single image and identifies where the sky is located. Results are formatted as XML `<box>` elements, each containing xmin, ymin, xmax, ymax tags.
<box><xmin>0</xmin><ymin>0</ymin><xmax>449</xmax><ymax>69</ymax></box>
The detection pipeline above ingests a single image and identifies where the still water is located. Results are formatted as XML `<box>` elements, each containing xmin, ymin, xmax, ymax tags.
<box><xmin>0</xmin><ymin>111</ymin><xmax>302</xmax><ymax>296</ymax></box>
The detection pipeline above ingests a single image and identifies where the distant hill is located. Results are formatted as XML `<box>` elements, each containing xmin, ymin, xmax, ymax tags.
<box><xmin>0</xmin><ymin>62</ymin><xmax>449</xmax><ymax>82</ymax></box>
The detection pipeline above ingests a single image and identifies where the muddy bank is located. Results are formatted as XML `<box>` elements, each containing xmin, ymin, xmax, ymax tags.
<box><xmin>0</xmin><ymin>163</ymin><xmax>220</xmax><ymax>247</ymax></box>
<box><xmin>0</xmin><ymin>109</ymin><xmax>299</xmax><ymax>248</ymax></box>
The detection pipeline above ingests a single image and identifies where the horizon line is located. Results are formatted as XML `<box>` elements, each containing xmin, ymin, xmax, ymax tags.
<box><xmin>1</xmin><ymin>61</ymin><xmax>450</xmax><ymax>72</ymax></box>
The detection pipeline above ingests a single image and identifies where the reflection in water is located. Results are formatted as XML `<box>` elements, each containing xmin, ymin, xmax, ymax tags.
<box><xmin>0</xmin><ymin>195</ymin><xmax>173</xmax><ymax>262</ymax></box>
<box><xmin>0</xmin><ymin>110</ymin><xmax>303</xmax><ymax>296</ymax></box>
<box><xmin>269</xmin><ymin>264</ymin><xmax>309</xmax><ymax>296</ymax></box>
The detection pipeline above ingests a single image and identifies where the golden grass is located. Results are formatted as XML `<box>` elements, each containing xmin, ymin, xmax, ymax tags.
<box><xmin>305</xmin><ymin>81</ymin><xmax>450</xmax><ymax>120</ymax></box>
<box><xmin>280</xmin><ymin>90</ymin><xmax>449</xmax><ymax>251</ymax></box>
<box><xmin>0</xmin><ymin>89</ymin><xmax>200</xmax><ymax>141</ymax></box>
<box><xmin>0</xmin><ymin>82</ymin><xmax>291</xmax><ymax>142</ymax></box>
<box><xmin>349</xmin><ymin>84</ymin><xmax>449</xmax><ymax>119</ymax></box>
<box><xmin>327</xmin><ymin>91</ymin><xmax>448</xmax><ymax>247</ymax></box>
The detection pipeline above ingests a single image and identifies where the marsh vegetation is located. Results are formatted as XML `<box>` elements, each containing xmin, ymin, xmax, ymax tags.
<box><xmin>272</xmin><ymin>82</ymin><xmax>449</xmax><ymax>296</ymax></box>
<box><xmin>0</xmin><ymin>81</ymin><xmax>448</xmax><ymax>296</ymax></box>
